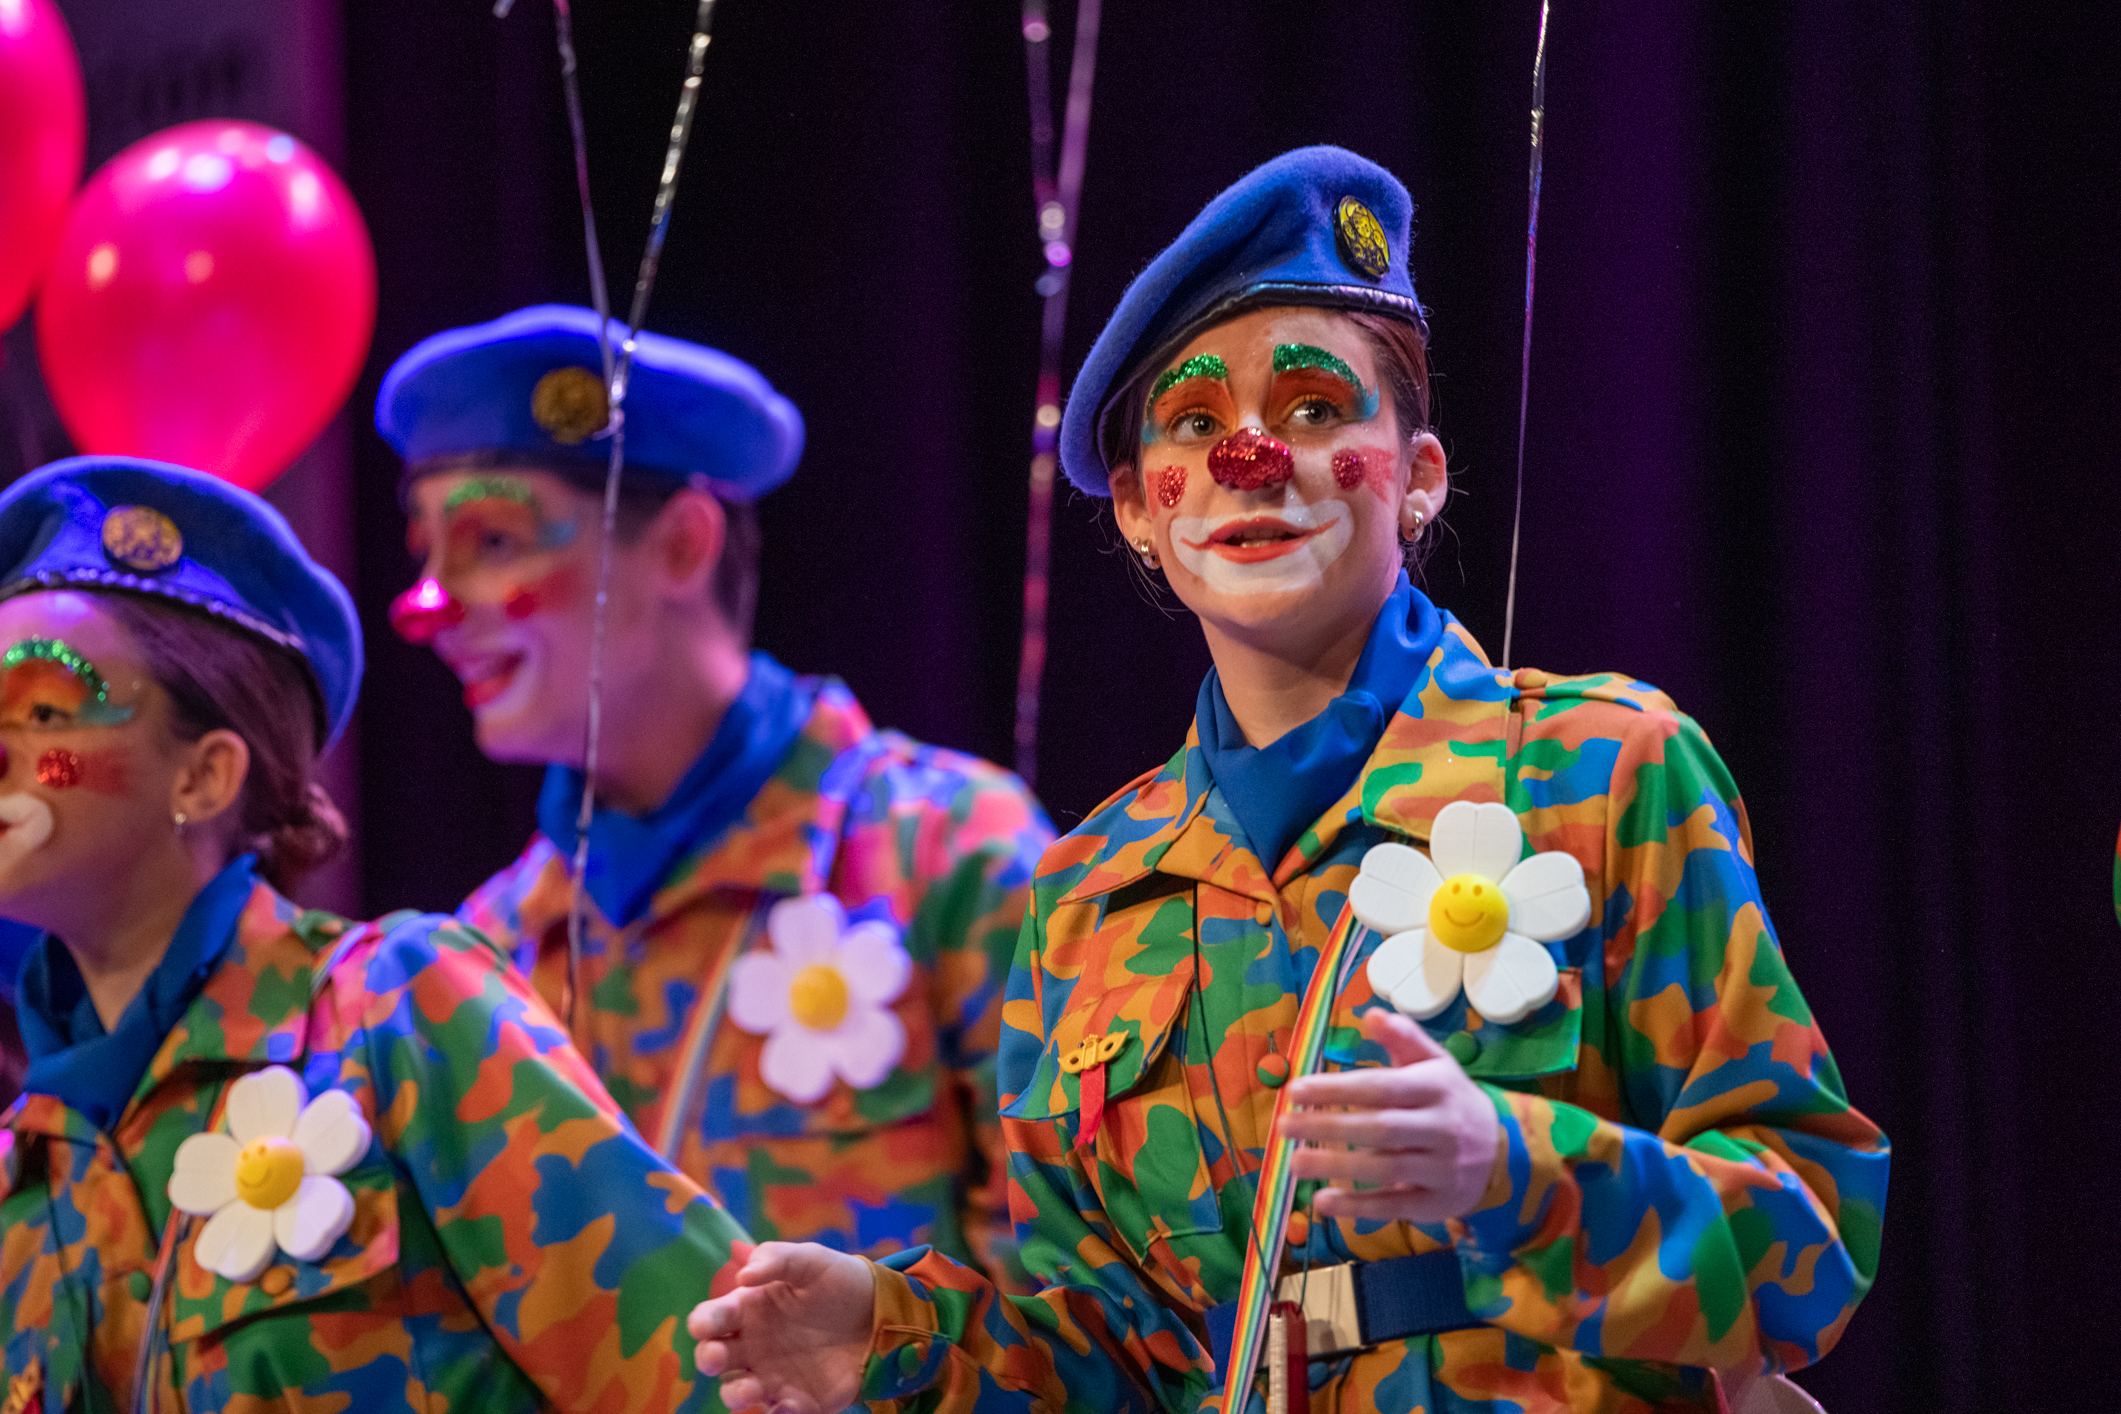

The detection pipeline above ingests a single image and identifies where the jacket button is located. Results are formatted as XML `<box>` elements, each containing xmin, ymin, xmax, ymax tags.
<box><xmin>1256</xmin><ymin>1054</ymin><xmax>1290</xmax><ymax>1088</ymax></box>
<box><xmin>127</xmin><ymin>1271</ymin><xmax>151</xmax><ymax>1302</ymax></box>
<box><xmin>1443</xmin><ymin>1031</ymin><xmax>1481</xmax><ymax>1065</ymax></box>
<box><xmin>1254</xmin><ymin>901</ymin><xmax>1274</xmax><ymax>926</ymax></box>
<box><xmin>1285</xmin><ymin>1208</ymin><xmax>1310</xmax><ymax>1245</ymax></box>
<box><xmin>260</xmin><ymin>1268</ymin><xmax>293</xmax><ymax>1296</ymax></box>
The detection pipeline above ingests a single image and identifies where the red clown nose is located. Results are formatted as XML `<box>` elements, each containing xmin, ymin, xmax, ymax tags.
<box><xmin>1207</xmin><ymin>428</ymin><xmax>1294</xmax><ymax>491</ymax></box>
<box><xmin>388</xmin><ymin>578</ymin><xmax>465</xmax><ymax>645</ymax></box>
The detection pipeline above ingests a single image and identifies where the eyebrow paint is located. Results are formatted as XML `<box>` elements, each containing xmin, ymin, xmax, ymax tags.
<box><xmin>443</xmin><ymin>476</ymin><xmax>539</xmax><ymax>514</ymax></box>
<box><xmin>1273</xmin><ymin>343</ymin><xmax>1380</xmax><ymax>418</ymax></box>
<box><xmin>441</xmin><ymin>477</ymin><xmax>579</xmax><ymax>550</ymax></box>
<box><xmin>1149</xmin><ymin>353</ymin><xmax>1230</xmax><ymax>404</ymax></box>
<box><xmin>1</xmin><ymin>639</ymin><xmax>135</xmax><ymax>725</ymax></box>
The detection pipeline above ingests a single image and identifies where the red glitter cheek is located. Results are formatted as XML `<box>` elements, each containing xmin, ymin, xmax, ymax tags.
<box><xmin>36</xmin><ymin>749</ymin><xmax>81</xmax><ymax>789</ymax></box>
<box><xmin>1156</xmin><ymin>465</ymin><xmax>1187</xmax><ymax>509</ymax></box>
<box><xmin>35</xmin><ymin>748</ymin><xmax>127</xmax><ymax>794</ymax></box>
<box><xmin>1332</xmin><ymin>449</ymin><xmax>1367</xmax><ymax>489</ymax></box>
<box><xmin>504</xmin><ymin>565</ymin><xmax>582</xmax><ymax>620</ymax></box>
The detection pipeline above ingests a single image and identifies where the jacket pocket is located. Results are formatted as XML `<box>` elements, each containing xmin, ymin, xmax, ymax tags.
<box><xmin>1003</xmin><ymin>960</ymin><xmax>1222</xmax><ymax>1250</ymax></box>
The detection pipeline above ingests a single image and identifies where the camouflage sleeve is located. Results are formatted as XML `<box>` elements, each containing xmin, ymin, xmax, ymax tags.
<box><xmin>856</xmin><ymin>904</ymin><xmax>1208</xmax><ymax>1414</ymax></box>
<box><xmin>1451</xmin><ymin>712</ymin><xmax>1889</xmax><ymax>1373</ymax></box>
<box><xmin>328</xmin><ymin>915</ymin><xmax>753</xmax><ymax>1413</ymax></box>
<box><xmin>910</xmin><ymin>774</ymin><xmax>1054</xmax><ymax>1294</ymax></box>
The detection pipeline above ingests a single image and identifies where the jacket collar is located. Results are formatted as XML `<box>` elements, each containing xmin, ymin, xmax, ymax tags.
<box><xmin>3</xmin><ymin>882</ymin><xmax>340</xmax><ymax>1156</ymax></box>
<box><xmin>140</xmin><ymin>882</ymin><xmax>334</xmax><ymax>1083</ymax></box>
<box><xmin>511</xmin><ymin>677</ymin><xmax>885</xmax><ymax>941</ymax></box>
<box><xmin>1057</xmin><ymin>616</ymin><xmax>1517</xmax><ymax>906</ymax></box>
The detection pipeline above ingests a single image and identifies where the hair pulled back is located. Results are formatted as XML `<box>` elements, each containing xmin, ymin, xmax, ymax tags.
<box><xmin>100</xmin><ymin>593</ymin><xmax>349</xmax><ymax>894</ymax></box>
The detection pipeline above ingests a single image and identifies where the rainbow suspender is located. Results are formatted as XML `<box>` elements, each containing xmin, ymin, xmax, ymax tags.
<box><xmin>1217</xmin><ymin>901</ymin><xmax>1368</xmax><ymax>1414</ymax></box>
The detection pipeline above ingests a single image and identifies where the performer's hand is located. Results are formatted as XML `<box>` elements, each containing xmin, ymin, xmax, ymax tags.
<box><xmin>1280</xmin><ymin>1010</ymin><xmax>1501</xmax><ymax>1223</ymax></box>
<box><xmin>689</xmin><ymin>1241</ymin><xmax>875</xmax><ymax>1414</ymax></box>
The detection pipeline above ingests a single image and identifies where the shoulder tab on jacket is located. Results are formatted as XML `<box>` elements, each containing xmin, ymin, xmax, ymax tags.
<box><xmin>1509</xmin><ymin>667</ymin><xmax>1677</xmax><ymax>715</ymax></box>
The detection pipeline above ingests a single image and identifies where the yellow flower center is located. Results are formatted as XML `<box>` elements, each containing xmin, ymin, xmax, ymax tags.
<box><xmin>1428</xmin><ymin>874</ymin><xmax>1509</xmax><ymax>953</ymax></box>
<box><xmin>788</xmin><ymin>963</ymin><xmax>851</xmax><ymax>1031</ymax></box>
<box><xmin>234</xmin><ymin>1136</ymin><xmax>305</xmax><ymax>1210</ymax></box>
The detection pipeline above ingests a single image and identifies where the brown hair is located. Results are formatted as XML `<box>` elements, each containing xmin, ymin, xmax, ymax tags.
<box><xmin>99</xmin><ymin>594</ymin><xmax>348</xmax><ymax>894</ymax></box>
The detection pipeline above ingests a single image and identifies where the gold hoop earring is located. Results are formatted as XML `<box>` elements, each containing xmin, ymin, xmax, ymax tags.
<box><xmin>1135</xmin><ymin>537</ymin><xmax>1161</xmax><ymax>570</ymax></box>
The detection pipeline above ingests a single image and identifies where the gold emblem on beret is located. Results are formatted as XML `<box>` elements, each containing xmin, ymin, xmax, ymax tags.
<box><xmin>101</xmin><ymin>505</ymin><xmax>184</xmax><ymax>573</ymax></box>
<box><xmin>531</xmin><ymin>365</ymin><xmax>611</xmax><ymax>446</ymax></box>
<box><xmin>1334</xmin><ymin>196</ymin><xmax>1391</xmax><ymax>280</ymax></box>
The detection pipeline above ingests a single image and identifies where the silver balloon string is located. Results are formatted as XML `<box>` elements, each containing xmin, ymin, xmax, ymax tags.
<box><xmin>1012</xmin><ymin>0</ymin><xmax>1102</xmax><ymax>788</ymax></box>
<box><xmin>500</xmin><ymin>0</ymin><xmax>720</xmax><ymax>1029</ymax></box>
<box><xmin>1500</xmin><ymin>0</ymin><xmax>1550</xmax><ymax>672</ymax></box>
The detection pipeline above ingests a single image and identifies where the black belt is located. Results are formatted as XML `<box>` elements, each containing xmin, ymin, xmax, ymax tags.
<box><xmin>1205</xmin><ymin>1251</ymin><xmax>1480</xmax><ymax>1373</ymax></box>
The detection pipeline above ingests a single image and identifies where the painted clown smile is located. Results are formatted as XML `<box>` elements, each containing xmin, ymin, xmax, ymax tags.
<box><xmin>0</xmin><ymin>793</ymin><xmax>56</xmax><ymax>873</ymax></box>
<box><xmin>1169</xmin><ymin>492</ymin><xmax>1353</xmax><ymax>595</ymax></box>
<box><xmin>443</xmin><ymin>631</ymin><xmax>541</xmax><ymax>717</ymax></box>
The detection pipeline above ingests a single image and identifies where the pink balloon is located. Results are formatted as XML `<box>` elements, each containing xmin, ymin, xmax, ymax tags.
<box><xmin>36</xmin><ymin>121</ymin><xmax>377</xmax><ymax>491</ymax></box>
<box><xmin>0</xmin><ymin>0</ymin><xmax>87</xmax><ymax>330</ymax></box>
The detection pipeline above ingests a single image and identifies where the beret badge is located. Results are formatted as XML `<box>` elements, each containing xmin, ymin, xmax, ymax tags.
<box><xmin>100</xmin><ymin>505</ymin><xmax>184</xmax><ymax>573</ymax></box>
<box><xmin>531</xmin><ymin>365</ymin><xmax>611</xmax><ymax>446</ymax></box>
<box><xmin>1334</xmin><ymin>196</ymin><xmax>1391</xmax><ymax>280</ymax></box>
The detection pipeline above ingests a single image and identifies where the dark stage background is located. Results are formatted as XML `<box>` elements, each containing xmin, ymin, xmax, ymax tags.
<box><xmin>10</xmin><ymin>1</ymin><xmax>2121</xmax><ymax>1407</ymax></box>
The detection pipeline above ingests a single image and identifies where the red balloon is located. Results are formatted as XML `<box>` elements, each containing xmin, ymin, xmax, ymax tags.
<box><xmin>36</xmin><ymin>121</ymin><xmax>377</xmax><ymax>491</ymax></box>
<box><xmin>0</xmin><ymin>0</ymin><xmax>87</xmax><ymax>330</ymax></box>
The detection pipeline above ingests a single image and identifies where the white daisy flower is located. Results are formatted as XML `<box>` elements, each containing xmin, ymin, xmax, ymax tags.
<box><xmin>1352</xmin><ymin>800</ymin><xmax>1591</xmax><ymax>1025</ymax></box>
<box><xmin>728</xmin><ymin>895</ymin><xmax>912</xmax><ymax>1103</ymax></box>
<box><xmin>168</xmin><ymin>1065</ymin><xmax>371</xmax><ymax>1282</ymax></box>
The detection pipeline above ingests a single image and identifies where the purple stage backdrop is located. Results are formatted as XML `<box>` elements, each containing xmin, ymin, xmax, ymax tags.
<box><xmin>0</xmin><ymin>1</ymin><xmax>2113</xmax><ymax>1407</ymax></box>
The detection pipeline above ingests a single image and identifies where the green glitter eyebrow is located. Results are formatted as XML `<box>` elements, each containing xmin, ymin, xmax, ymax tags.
<box><xmin>1274</xmin><ymin>343</ymin><xmax>1379</xmax><ymax>416</ymax></box>
<box><xmin>443</xmin><ymin>476</ymin><xmax>540</xmax><ymax>514</ymax></box>
<box><xmin>1148</xmin><ymin>354</ymin><xmax>1229</xmax><ymax>403</ymax></box>
<box><xmin>2</xmin><ymin>638</ymin><xmax>135</xmax><ymax>725</ymax></box>
<box><xmin>441</xmin><ymin>476</ymin><xmax>578</xmax><ymax>549</ymax></box>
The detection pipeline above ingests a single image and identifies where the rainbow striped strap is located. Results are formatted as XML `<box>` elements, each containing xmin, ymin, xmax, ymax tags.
<box><xmin>1216</xmin><ymin>901</ymin><xmax>1366</xmax><ymax>1413</ymax></box>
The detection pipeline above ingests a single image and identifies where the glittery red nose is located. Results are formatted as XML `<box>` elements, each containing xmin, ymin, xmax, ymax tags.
<box><xmin>1207</xmin><ymin>428</ymin><xmax>1294</xmax><ymax>490</ymax></box>
<box><xmin>388</xmin><ymin>578</ymin><xmax>465</xmax><ymax>645</ymax></box>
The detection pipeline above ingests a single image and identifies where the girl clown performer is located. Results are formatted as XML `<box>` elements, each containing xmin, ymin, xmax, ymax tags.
<box><xmin>0</xmin><ymin>458</ymin><xmax>750</xmax><ymax>1413</ymax></box>
<box><xmin>690</xmin><ymin>148</ymin><xmax>1889</xmax><ymax>1414</ymax></box>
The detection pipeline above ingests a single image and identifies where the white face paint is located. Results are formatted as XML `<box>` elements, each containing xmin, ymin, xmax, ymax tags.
<box><xmin>0</xmin><ymin>793</ymin><xmax>55</xmax><ymax>874</ymax></box>
<box><xmin>1168</xmin><ymin>487</ymin><xmax>1354</xmax><ymax>597</ymax></box>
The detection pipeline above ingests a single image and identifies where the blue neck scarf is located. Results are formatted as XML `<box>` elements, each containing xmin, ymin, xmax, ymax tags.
<box><xmin>1196</xmin><ymin>571</ymin><xmax>1444</xmax><ymax>868</ymax></box>
<box><xmin>16</xmin><ymin>854</ymin><xmax>258</xmax><ymax>1131</ymax></box>
<box><xmin>538</xmin><ymin>650</ymin><xmax>819</xmax><ymax>927</ymax></box>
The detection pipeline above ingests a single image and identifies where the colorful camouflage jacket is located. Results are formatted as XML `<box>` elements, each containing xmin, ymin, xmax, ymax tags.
<box><xmin>0</xmin><ymin>882</ymin><xmax>748</xmax><ymax>1413</ymax></box>
<box><xmin>460</xmin><ymin>676</ymin><xmax>1052</xmax><ymax>1282</ymax></box>
<box><xmin>858</xmin><ymin>615</ymin><xmax>1888</xmax><ymax>1414</ymax></box>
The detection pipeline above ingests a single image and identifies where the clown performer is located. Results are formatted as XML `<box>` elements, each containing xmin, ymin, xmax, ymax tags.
<box><xmin>0</xmin><ymin>457</ymin><xmax>752</xmax><ymax>1413</ymax></box>
<box><xmin>687</xmin><ymin>148</ymin><xmax>1890</xmax><ymax>1414</ymax></box>
<box><xmin>375</xmin><ymin>307</ymin><xmax>1053</xmax><ymax>1284</ymax></box>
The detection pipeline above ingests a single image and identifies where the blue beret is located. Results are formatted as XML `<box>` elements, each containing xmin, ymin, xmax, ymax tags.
<box><xmin>376</xmin><ymin>304</ymin><xmax>806</xmax><ymax>503</ymax></box>
<box><xmin>0</xmin><ymin>457</ymin><xmax>363</xmax><ymax>749</ymax></box>
<box><xmin>1059</xmin><ymin>146</ymin><xmax>1425</xmax><ymax>496</ymax></box>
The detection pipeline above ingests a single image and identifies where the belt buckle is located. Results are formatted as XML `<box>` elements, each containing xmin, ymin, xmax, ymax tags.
<box><xmin>1276</xmin><ymin>1263</ymin><xmax>1363</xmax><ymax>1358</ymax></box>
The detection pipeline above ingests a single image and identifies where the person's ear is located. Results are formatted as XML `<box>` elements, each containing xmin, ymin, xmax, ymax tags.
<box><xmin>648</xmin><ymin>487</ymin><xmax>727</xmax><ymax>602</ymax></box>
<box><xmin>170</xmin><ymin>729</ymin><xmax>249</xmax><ymax>829</ymax></box>
<box><xmin>1400</xmin><ymin>432</ymin><xmax>1447</xmax><ymax>535</ymax></box>
<box><xmin>1109</xmin><ymin>462</ymin><xmax>1153</xmax><ymax>548</ymax></box>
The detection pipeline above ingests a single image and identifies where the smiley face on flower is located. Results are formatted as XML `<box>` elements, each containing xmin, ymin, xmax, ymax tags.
<box><xmin>167</xmin><ymin>1065</ymin><xmax>372</xmax><ymax>1282</ymax></box>
<box><xmin>1351</xmin><ymin>799</ymin><xmax>1591</xmax><ymax>1024</ymax></box>
<box><xmin>728</xmin><ymin>894</ymin><xmax>912</xmax><ymax>1103</ymax></box>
